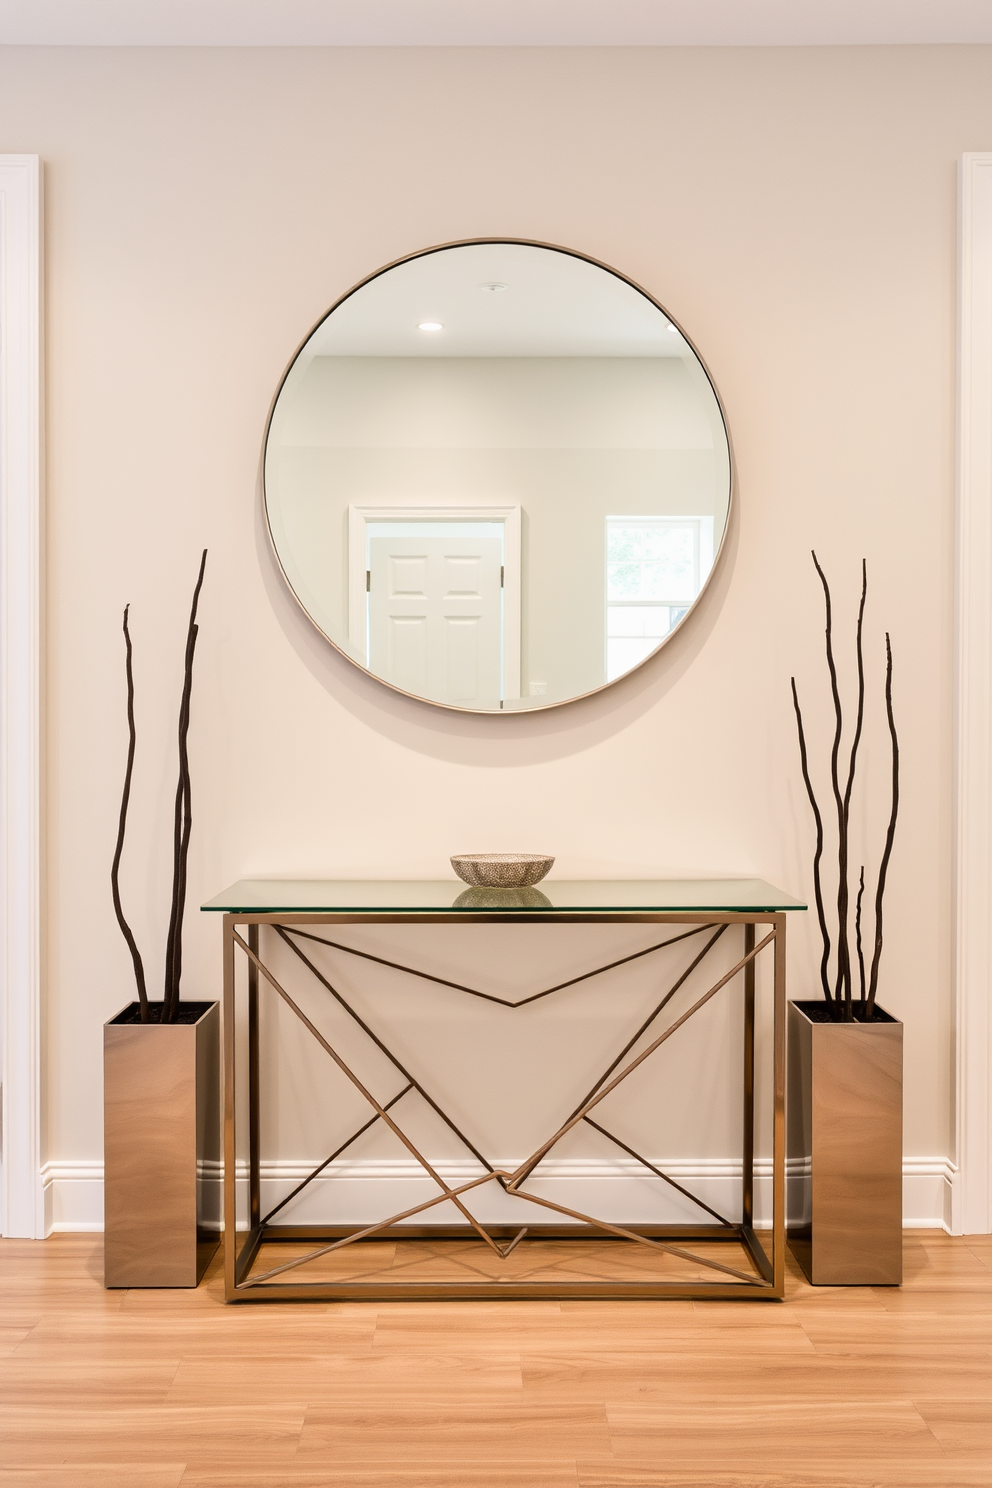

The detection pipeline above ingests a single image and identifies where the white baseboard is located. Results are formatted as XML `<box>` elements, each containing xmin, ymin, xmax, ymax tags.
<box><xmin>40</xmin><ymin>1154</ymin><xmax>959</xmax><ymax>1235</ymax></box>
<box><xmin>903</xmin><ymin>1155</ymin><xmax>957</xmax><ymax>1232</ymax></box>
<box><xmin>42</xmin><ymin>1162</ymin><xmax>104</xmax><ymax>1233</ymax></box>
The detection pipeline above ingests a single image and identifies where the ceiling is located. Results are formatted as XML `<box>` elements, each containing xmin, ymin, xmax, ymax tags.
<box><xmin>305</xmin><ymin>243</ymin><xmax>688</xmax><ymax>358</ymax></box>
<box><xmin>1</xmin><ymin>0</ymin><xmax>991</xmax><ymax>47</ymax></box>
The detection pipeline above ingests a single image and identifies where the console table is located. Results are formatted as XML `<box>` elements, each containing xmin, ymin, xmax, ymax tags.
<box><xmin>201</xmin><ymin>878</ymin><xmax>805</xmax><ymax>1302</ymax></box>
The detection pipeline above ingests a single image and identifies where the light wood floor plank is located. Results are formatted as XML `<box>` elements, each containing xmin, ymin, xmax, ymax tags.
<box><xmin>910</xmin><ymin>1242</ymin><xmax>991</xmax><ymax>1274</ymax></box>
<box><xmin>0</xmin><ymin>1469</ymin><xmax>186</xmax><ymax>1488</ymax></box>
<box><xmin>576</xmin><ymin>1469</ymin><xmax>992</xmax><ymax>1488</ymax></box>
<box><xmin>798</xmin><ymin>1311</ymin><xmax>992</xmax><ymax>1351</ymax></box>
<box><xmin>181</xmin><ymin>1468</ymin><xmax>579</xmax><ymax>1487</ymax></box>
<box><xmin>913</xmin><ymin>1398</ymin><xmax>992</xmax><ymax>1456</ymax></box>
<box><xmin>521</xmin><ymin>1346</ymin><xmax>992</xmax><ymax>1400</ymax></box>
<box><xmin>695</xmin><ymin>1288</ymin><xmax>886</xmax><ymax>1313</ymax></box>
<box><xmin>164</xmin><ymin>1350</ymin><xmax>523</xmax><ymax>1405</ymax></box>
<box><xmin>297</xmin><ymin>1401</ymin><xmax>611</xmax><ymax>1459</ymax></box>
<box><xmin>10</xmin><ymin>1310</ymin><xmax>378</xmax><ymax>1362</ymax></box>
<box><xmin>605</xmin><ymin>1398</ymin><xmax>945</xmax><ymax>1466</ymax></box>
<box><xmin>0</xmin><ymin>1406</ymin><xmax>305</xmax><ymax>1469</ymax></box>
<box><xmin>0</xmin><ymin>1358</ymin><xmax>180</xmax><ymax>1407</ymax></box>
<box><xmin>0</xmin><ymin>1326</ymin><xmax>36</xmax><ymax>1359</ymax></box>
<box><xmin>870</xmin><ymin>1288</ymin><xmax>992</xmax><ymax>1313</ymax></box>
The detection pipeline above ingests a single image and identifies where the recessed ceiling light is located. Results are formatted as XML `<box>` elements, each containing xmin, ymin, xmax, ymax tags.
<box><xmin>418</xmin><ymin>321</ymin><xmax>444</xmax><ymax>332</ymax></box>
<box><xmin>479</xmin><ymin>282</ymin><xmax>507</xmax><ymax>293</ymax></box>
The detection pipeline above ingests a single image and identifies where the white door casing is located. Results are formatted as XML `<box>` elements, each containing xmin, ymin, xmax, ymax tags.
<box><xmin>369</xmin><ymin>531</ymin><xmax>503</xmax><ymax>709</ymax></box>
<box><xmin>0</xmin><ymin>156</ymin><xmax>44</xmax><ymax>1238</ymax></box>
<box><xmin>953</xmin><ymin>151</ymin><xmax>992</xmax><ymax>1235</ymax></box>
<box><xmin>349</xmin><ymin>501</ymin><xmax>521</xmax><ymax>703</ymax></box>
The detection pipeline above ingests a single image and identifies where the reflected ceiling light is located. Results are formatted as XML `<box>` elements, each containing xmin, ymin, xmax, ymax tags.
<box><xmin>667</xmin><ymin>323</ymin><xmax>680</xmax><ymax>333</ymax></box>
<box><xmin>479</xmin><ymin>282</ymin><xmax>507</xmax><ymax>293</ymax></box>
<box><xmin>418</xmin><ymin>321</ymin><xmax>444</xmax><ymax>332</ymax></box>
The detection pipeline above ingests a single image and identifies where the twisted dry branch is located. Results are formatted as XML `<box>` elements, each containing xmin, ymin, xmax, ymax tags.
<box><xmin>110</xmin><ymin>605</ymin><xmax>149</xmax><ymax>1021</ymax></box>
<box><xmin>163</xmin><ymin>549</ymin><xmax>208</xmax><ymax>1022</ymax></box>
<box><xmin>855</xmin><ymin>865</ymin><xmax>867</xmax><ymax>1007</ymax></box>
<box><xmin>812</xmin><ymin>550</ymin><xmax>853</xmax><ymax>1014</ymax></box>
<box><xmin>839</xmin><ymin>561</ymin><xmax>868</xmax><ymax>1016</ymax></box>
<box><xmin>867</xmin><ymin>634</ymin><xmax>899</xmax><ymax>1018</ymax></box>
<box><xmin>791</xmin><ymin>677</ymin><xmax>833</xmax><ymax>1004</ymax></box>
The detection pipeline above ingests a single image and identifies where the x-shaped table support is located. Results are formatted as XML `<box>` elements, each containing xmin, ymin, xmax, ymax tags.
<box><xmin>221</xmin><ymin>908</ymin><xmax>787</xmax><ymax>1301</ymax></box>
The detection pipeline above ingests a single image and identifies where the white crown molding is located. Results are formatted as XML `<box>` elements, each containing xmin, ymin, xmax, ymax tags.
<box><xmin>0</xmin><ymin>156</ymin><xmax>44</xmax><ymax>1239</ymax></box>
<box><xmin>953</xmin><ymin>153</ymin><xmax>992</xmax><ymax>1237</ymax></box>
<box><xmin>1</xmin><ymin>0</ymin><xmax>991</xmax><ymax>48</ymax></box>
<box><xmin>41</xmin><ymin>1155</ymin><xmax>956</xmax><ymax>1234</ymax></box>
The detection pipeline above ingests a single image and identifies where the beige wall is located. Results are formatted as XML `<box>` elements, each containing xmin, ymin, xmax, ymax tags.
<box><xmin>2</xmin><ymin>43</ymin><xmax>989</xmax><ymax>1202</ymax></box>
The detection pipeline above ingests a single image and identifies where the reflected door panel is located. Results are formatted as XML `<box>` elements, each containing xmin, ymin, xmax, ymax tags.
<box><xmin>386</xmin><ymin>614</ymin><xmax>429</xmax><ymax>695</ymax></box>
<box><xmin>369</xmin><ymin>532</ymin><xmax>503</xmax><ymax>707</ymax></box>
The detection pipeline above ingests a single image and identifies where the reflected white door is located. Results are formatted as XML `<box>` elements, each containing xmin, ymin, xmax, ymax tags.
<box><xmin>368</xmin><ymin>531</ymin><xmax>503</xmax><ymax>707</ymax></box>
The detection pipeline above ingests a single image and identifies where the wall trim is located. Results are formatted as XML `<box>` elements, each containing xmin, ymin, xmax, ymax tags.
<box><xmin>953</xmin><ymin>151</ymin><xmax>992</xmax><ymax>1236</ymax></box>
<box><xmin>41</xmin><ymin>1155</ymin><xmax>958</xmax><ymax>1235</ymax></box>
<box><xmin>0</xmin><ymin>156</ymin><xmax>44</xmax><ymax>1239</ymax></box>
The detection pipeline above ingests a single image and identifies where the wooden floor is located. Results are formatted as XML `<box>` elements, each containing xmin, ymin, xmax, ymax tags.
<box><xmin>1</xmin><ymin>1231</ymin><xmax>990</xmax><ymax>1487</ymax></box>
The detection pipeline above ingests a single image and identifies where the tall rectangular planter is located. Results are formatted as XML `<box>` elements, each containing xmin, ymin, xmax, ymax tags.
<box><xmin>104</xmin><ymin>1000</ymin><xmax>220</xmax><ymax>1288</ymax></box>
<box><xmin>787</xmin><ymin>999</ymin><xmax>903</xmax><ymax>1285</ymax></box>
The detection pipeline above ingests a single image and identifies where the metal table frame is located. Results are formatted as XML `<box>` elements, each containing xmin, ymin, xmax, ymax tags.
<box><xmin>220</xmin><ymin>905</ymin><xmax>788</xmax><ymax>1302</ymax></box>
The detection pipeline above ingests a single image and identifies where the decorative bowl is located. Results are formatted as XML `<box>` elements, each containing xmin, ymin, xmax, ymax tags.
<box><xmin>450</xmin><ymin>852</ymin><xmax>554</xmax><ymax>889</ymax></box>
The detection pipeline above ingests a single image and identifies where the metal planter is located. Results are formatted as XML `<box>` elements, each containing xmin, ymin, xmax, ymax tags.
<box><xmin>787</xmin><ymin>999</ymin><xmax>903</xmax><ymax>1286</ymax></box>
<box><xmin>104</xmin><ymin>1000</ymin><xmax>220</xmax><ymax>1288</ymax></box>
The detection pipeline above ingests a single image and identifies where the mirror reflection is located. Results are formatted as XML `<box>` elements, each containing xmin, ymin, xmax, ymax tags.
<box><xmin>264</xmin><ymin>241</ymin><xmax>732</xmax><ymax>712</ymax></box>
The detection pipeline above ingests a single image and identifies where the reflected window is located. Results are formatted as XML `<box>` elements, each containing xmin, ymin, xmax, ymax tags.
<box><xmin>606</xmin><ymin>516</ymin><xmax>714</xmax><ymax>680</ymax></box>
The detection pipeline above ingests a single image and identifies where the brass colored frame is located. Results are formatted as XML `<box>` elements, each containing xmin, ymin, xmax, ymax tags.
<box><xmin>221</xmin><ymin>909</ymin><xmax>787</xmax><ymax>1301</ymax></box>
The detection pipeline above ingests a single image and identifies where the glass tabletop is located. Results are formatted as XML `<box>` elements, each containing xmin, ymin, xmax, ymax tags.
<box><xmin>201</xmin><ymin>878</ymin><xmax>806</xmax><ymax>915</ymax></box>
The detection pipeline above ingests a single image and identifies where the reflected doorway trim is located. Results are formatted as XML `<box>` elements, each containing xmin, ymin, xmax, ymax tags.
<box><xmin>348</xmin><ymin>500</ymin><xmax>522</xmax><ymax>702</ymax></box>
<box><xmin>0</xmin><ymin>156</ymin><xmax>44</xmax><ymax>1238</ymax></box>
<box><xmin>953</xmin><ymin>152</ymin><xmax>992</xmax><ymax>1236</ymax></box>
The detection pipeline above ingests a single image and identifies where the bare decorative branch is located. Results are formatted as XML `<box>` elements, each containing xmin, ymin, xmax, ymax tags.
<box><xmin>867</xmin><ymin>634</ymin><xmax>900</xmax><ymax>1018</ymax></box>
<box><xmin>811</xmin><ymin>551</ymin><xmax>853</xmax><ymax>1015</ymax></box>
<box><xmin>855</xmin><ymin>865</ymin><xmax>867</xmax><ymax>1008</ymax></box>
<box><xmin>840</xmin><ymin>562</ymin><xmax>868</xmax><ymax>1016</ymax></box>
<box><xmin>111</xmin><ymin>605</ymin><xmax>149</xmax><ymax>1022</ymax></box>
<box><xmin>791</xmin><ymin>677</ymin><xmax>833</xmax><ymax>1005</ymax></box>
<box><xmin>163</xmin><ymin>549</ymin><xmax>208</xmax><ymax>1023</ymax></box>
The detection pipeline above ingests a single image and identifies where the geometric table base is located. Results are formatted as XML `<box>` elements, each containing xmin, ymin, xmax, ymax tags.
<box><xmin>219</xmin><ymin>905</ymin><xmax>788</xmax><ymax>1301</ymax></box>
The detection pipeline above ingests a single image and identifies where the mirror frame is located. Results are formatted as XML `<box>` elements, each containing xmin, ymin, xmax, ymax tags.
<box><xmin>262</xmin><ymin>238</ymin><xmax>736</xmax><ymax>713</ymax></box>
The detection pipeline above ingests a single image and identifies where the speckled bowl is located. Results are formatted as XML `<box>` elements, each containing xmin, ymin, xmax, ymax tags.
<box><xmin>450</xmin><ymin>853</ymin><xmax>554</xmax><ymax>889</ymax></box>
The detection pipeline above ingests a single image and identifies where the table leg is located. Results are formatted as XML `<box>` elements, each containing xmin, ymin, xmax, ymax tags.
<box><xmin>248</xmin><ymin>924</ymin><xmax>260</xmax><ymax>1232</ymax></box>
<box><xmin>742</xmin><ymin>922</ymin><xmax>755</xmax><ymax>1229</ymax></box>
<box><xmin>772</xmin><ymin>912</ymin><xmax>787</xmax><ymax>1297</ymax></box>
<box><xmin>223</xmin><ymin>914</ymin><xmax>237</xmax><ymax>1300</ymax></box>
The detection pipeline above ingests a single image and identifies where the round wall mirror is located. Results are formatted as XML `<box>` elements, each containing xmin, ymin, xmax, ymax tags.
<box><xmin>264</xmin><ymin>240</ymin><xmax>733</xmax><ymax>713</ymax></box>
